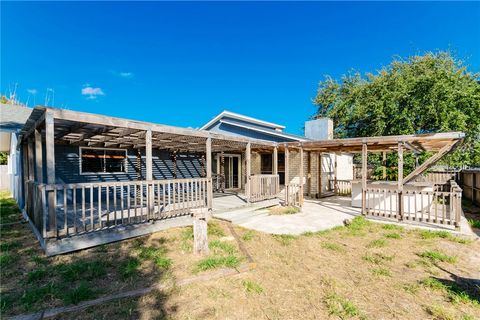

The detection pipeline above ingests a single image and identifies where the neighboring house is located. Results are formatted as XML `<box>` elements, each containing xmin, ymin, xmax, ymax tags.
<box><xmin>201</xmin><ymin>110</ymin><xmax>353</xmax><ymax>194</ymax></box>
<box><xmin>0</xmin><ymin>104</ymin><xmax>32</xmax><ymax>205</ymax></box>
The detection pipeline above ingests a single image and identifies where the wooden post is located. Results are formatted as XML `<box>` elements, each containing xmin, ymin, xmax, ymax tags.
<box><xmin>193</xmin><ymin>208</ymin><xmax>209</xmax><ymax>255</ymax></box>
<box><xmin>318</xmin><ymin>152</ymin><xmax>322</xmax><ymax>198</ymax></box>
<box><xmin>398</xmin><ymin>142</ymin><xmax>404</xmax><ymax>221</ymax></box>
<box><xmin>307</xmin><ymin>151</ymin><xmax>312</xmax><ymax>196</ymax></box>
<box><xmin>27</xmin><ymin>137</ymin><xmax>34</xmax><ymax>181</ymax></box>
<box><xmin>299</xmin><ymin>147</ymin><xmax>304</xmax><ymax>207</ymax></box>
<box><xmin>35</xmin><ymin>129</ymin><xmax>43</xmax><ymax>184</ymax></box>
<box><xmin>245</xmin><ymin>142</ymin><xmax>251</xmax><ymax>203</ymax></box>
<box><xmin>273</xmin><ymin>146</ymin><xmax>278</xmax><ymax>175</ymax></box>
<box><xmin>361</xmin><ymin>143</ymin><xmax>367</xmax><ymax>215</ymax></box>
<box><xmin>285</xmin><ymin>146</ymin><xmax>289</xmax><ymax>205</ymax></box>
<box><xmin>333</xmin><ymin>153</ymin><xmax>338</xmax><ymax>195</ymax></box>
<box><xmin>206</xmin><ymin>137</ymin><xmax>212</xmax><ymax>210</ymax></box>
<box><xmin>45</xmin><ymin>111</ymin><xmax>56</xmax><ymax>237</ymax></box>
<box><xmin>382</xmin><ymin>151</ymin><xmax>387</xmax><ymax>180</ymax></box>
<box><xmin>145</xmin><ymin>129</ymin><xmax>153</xmax><ymax>218</ymax></box>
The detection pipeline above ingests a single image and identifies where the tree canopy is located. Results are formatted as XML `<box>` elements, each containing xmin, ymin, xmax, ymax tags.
<box><xmin>313</xmin><ymin>52</ymin><xmax>480</xmax><ymax>167</ymax></box>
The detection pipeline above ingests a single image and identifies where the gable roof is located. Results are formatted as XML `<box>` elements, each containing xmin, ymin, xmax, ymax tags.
<box><xmin>200</xmin><ymin>110</ymin><xmax>285</xmax><ymax>131</ymax></box>
<box><xmin>218</xmin><ymin>119</ymin><xmax>309</xmax><ymax>142</ymax></box>
<box><xmin>0</xmin><ymin>104</ymin><xmax>32</xmax><ymax>132</ymax></box>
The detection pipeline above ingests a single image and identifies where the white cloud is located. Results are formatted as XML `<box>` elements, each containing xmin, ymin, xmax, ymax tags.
<box><xmin>81</xmin><ymin>86</ymin><xmax>105</xmax><ymax>100</ymax></box>
<box><xmin>27</xmin><ymin>89</ymin><xmax>37</xmax><ymax>95</ymax></box>
<box><xmin>118</xmin><ymin>72</ymin><xmax>134</xmax><ymax>78</ymax></box>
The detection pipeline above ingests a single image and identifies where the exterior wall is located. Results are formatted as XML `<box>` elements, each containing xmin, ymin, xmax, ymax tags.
<box><xmin>54</xmin><ymin>144</ymin><xmax>203</xmax><ymax>184</ymax></box>
<box><xmin>251</xmin><ymin>152</ymin><xmax>261</xmax><ymax>175</ymax></box>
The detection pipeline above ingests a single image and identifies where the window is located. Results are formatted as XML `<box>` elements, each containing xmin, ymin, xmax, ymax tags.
<box><xmin>80</xmin><ymin>148</ymin><xmax>127</xmax><ymax>174</ymax></box>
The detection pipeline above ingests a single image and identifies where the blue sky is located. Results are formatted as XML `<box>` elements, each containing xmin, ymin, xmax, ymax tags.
<box><xmin>2</xmin><ymin>2</ymin><xmax>479</xmax><ymax>135</ymax></box>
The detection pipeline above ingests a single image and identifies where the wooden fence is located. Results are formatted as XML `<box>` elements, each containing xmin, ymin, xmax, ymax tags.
<box><xmin>24</xmin><ymin>178</ymin><xmax>210</xmax><ymax>239</ymax></box>
<box><xmin>364</xmin><ymin>180</ymin><xmax>462</xmax><ymax>228</ymax></box>
<box><xmin>419</xmin><ymin>170</ymin><xmax>460</xmax><ymax>184</ymax></box>
<box><xmin>249</xmin><ymin>174</ymin><xmax>279</xmax><ymax>202</ymax></box>
<box><xmin>284</xmin><ymin>183</ymin><xmax>301</xmax><ymax>207</ymax></box>
<box><xmin>329</xmin><ymin>179</ymin><xmax>352</xmax><ymax>196</ymax></box>
<box><xmin>0</xmin><ymin>165</ymin><xmax>9</xmax><ymax>191</ymax></box>
<box><xmin>460</xmin><ymin>169</ymin><xmax>480</xmax><ymax>206</ymax></box>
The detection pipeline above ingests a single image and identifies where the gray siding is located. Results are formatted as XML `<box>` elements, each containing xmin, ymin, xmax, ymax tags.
<box><xmin>54</xmin><ymin>145</ymin><xmax>203</xmax><ymax>184</ymax></box>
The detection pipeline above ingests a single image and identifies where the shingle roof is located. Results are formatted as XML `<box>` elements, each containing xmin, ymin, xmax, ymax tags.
<box><xmin>0</xmin><ymin>104</ymin><xmax>32</xmax><ymax>132</ymax></box>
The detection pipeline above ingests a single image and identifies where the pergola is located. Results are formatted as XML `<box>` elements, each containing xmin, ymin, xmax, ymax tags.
<box><xmin>282</xmin><ymin>131</ymin><xmax>465</xmax><ymax>214</ymax></box>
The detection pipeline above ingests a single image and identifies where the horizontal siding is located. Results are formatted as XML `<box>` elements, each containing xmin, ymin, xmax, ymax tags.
<box><xmin>54</xmin><ymin>145</ymin><xmax>203</xmax><ymax>184</ymax></box>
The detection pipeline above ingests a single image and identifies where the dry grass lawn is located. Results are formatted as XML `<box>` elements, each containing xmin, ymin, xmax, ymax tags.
<box><xmin>1</xmin><ymin>192</ymin><xmax>479</xmax><ymax>319</ymax></box>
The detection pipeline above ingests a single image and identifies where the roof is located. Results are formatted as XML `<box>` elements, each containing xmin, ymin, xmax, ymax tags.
<box><xmin>283</xmin><ymin>132</ymin><xmax>465</xmax><ymax>153</ymax></box>
<box><xmin>219</xmin><ymin>119</ymin><xmax>308</xmax><ymax>142</ymax></box>
<box><xmin>19</xmin><ymin>106</ymin><xmax>277</xmax><ymax>153</ymax></box>
<box><xmin>0</xmin><ymin>104</ymin><xmax>32</xmax><ymax>132</ymax></box>
<box><xmin>200</xmin><ymin>110</ymin><xmax>285</xmax><ymax>131</ymax></box>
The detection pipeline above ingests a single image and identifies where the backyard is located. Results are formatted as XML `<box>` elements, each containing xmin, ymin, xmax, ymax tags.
<box><xmin>1</xmin><ymin>191</ymin><xmax>479</xmax><ymax>320</ymax></box>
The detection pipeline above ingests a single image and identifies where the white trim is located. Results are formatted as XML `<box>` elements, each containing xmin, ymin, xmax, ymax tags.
<box><xmin>200</xmin><ymin>110</ymin><xmax>285</xmax><ymax>131</ymax></box>
<box><xmin>79</xmin><ymin>146</ymin><xmax>128</xmax><ymax>175</ymax></box>
<box><xmin>219</xmin><ymin>119</ymin><xmax>308</xmax><ymax>142</ymax></box>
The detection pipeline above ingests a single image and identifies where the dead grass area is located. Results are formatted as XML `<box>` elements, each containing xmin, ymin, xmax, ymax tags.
<box><xmin>2</xmin><ymin>190</ymin><xmax>479</xmax><ymax>320</ymax></box>
<box><xmin>267</xmin><ymin>205</ymin><xmax>300</xmax><ymax>215</ymax></box>
<box><xmin>0</xmin><ymin>193</ymin><xmax>243</xmax><ymax>317</ymax></box>
<box><xmin>58</xmin><ymin>217</ymin><xmax>480</xmax><ymax>320</ymax></box>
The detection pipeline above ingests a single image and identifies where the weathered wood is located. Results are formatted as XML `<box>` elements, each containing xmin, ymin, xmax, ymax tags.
<box><xmin>145</xmin><ymin>129</ymin><xmax>153</xmax><ymax>218</ymax></box>
<box><xmin>318</xmin><ymin>152</ymin><xmax>322</xmax><ymax>198</ymax></box>
<box><xmin>398</xmin><ymin>142</ymin><xmax>404</xmax><ymax>221</ymax></box>
<box><xmin>361</xmin><ymin>143</ymin><xmax>367</xmax><ymax>215</ymax></box>
<box><xmin>245</xmin><ymin>142</ymin><xmax>251</xmax><ymax>202</ymax></box>
<box><xmin>193</xmin><ymin>208</ymin><xmax>209</xmax><ymax>255</ymax></box>
<box><xmin>382</xmin><ymin>151</ymin><xmax>386</xmax><ymax>180</ymax></box>
<box><xmin>34</xmin><ymin>129</ymin><xmax>43</xmax><ymax>184</ymax></box>
<box><xmin>273</xmin><ymin>146</ymin><xmax>278</xmax><ymax>175</ymax></box>
<box><xmin>206</xmin><ymin>137</ymin><xmax>212</xmax><ymax>210</ymax></box>
<box><xmin>284</xmin><ymin>146</ymin><xmax>289</xmax><ymax>205</ymax></box>
<box><xmin>45</xmin><ymin>111</ymin><xmax>56</xmax><ymax>237</ymax></box>
<box><xmin>333</xmin><ymin>153</ymin><xmax>338</xmax><ymax>194</ymax></box>
<box><xmin>299</xmin><ymin>147</ymin><xmax>304</xmax><ymax>207</ymax></box>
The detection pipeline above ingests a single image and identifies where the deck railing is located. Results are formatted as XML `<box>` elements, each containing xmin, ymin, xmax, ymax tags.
<box><xmin>250</xmin><ymin>174</ymin><xmax>280</xmax><ymax>202</ymax></box>
<box><xmin>329</xmin><ymin>179</ymin><xmax>352</xmax><ymax>196</ymax></box>
<box><xmin>364</xmin><ymin>180</ymin><xmax>462</xmax><ymax>229</ymax></box>
<box><xmin>25</xmin><ymin>178</ymin><xmax>210</xmax><ymax>239</ymax></box>
<box><xmin>417</xmin><ymin>170</ymin><xmax>460</xmax><ymax>184</ymax></box>
<box><xmin>284</xmin><ymin>183</ymin><xmax>301</xmax><ymax>207</ymax></box>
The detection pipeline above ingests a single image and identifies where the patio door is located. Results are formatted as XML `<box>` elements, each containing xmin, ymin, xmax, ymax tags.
<box><xmin>217</xmin><ymin>154</ymin><xmax>241</xmax><ymax>189</ymax></box>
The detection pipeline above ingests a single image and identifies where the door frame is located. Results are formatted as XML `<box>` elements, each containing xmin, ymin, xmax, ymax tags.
<box><xmin>216</xmin><ymin>153</ymin><xmax>242</xmax><ymax>189</ymax></box>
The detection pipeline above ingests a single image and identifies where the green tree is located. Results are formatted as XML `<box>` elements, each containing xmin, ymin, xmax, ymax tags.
<box><xmin>313</xmin><ymin>51</ymin><xmax>480</xmax><ymax>169</ymax></box>
<box><xmin>0</xmin><ymin>152</ymin><xmax>8</xmax><ymax>165</ymax></box>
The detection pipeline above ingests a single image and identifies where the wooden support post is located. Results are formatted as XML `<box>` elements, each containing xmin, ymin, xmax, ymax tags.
<box><xmin>361</xmin><ymin>143</ymin><xmax>367</xmax><ymax>215</ymax></box>
<box><xmin>307</xmin><ymin>151</ymin><xmax>312</xmax><ymax>196</ymax></box>
<box><xmin>382</xmin><ymin>151</ymin><xmax>387</xmax><ymax>180</ymax></box>
<box><xmin>299</xmin><ymin>147</ymin><xmax>304</xmax><ymax>207</ymax></box>
<box><xmin>45</xmin><ymin>111</ymin><xmax>56</xmax><ymax>237</ymax></box>
<box><xmin>206</xmin><ymin>137</ymin><xmax>212</xmax><ymax>210</ymax></box>
<box><xmin>27</xmin><ymin>137</ymin><xmax>34</xmax><ymax>181</ymax></box>
<box><xmin>285</xmin><ymin>146</ymin><xmax>289</xmax><ymax>205</ymax></box>
<box><xmin>145</xmin><ymin>129</ymin><xmax>153</xmax><ymax>218</ymax></box>
<box><xmin>35</xmin><ymin>129</ymin><xmax>43</xmax><ymax>184</ymax></box>
<box><xmin>245</xmin><ymin>142</ymin><xmax>251</xmax><ymax>203</ymax></box>
<box><xmin>333</xmin><ymin>153</ymin><xmax>338</xmax><ymax>195</ymax></box>
<box><xmin>398</xmin><ymin>142</ymin><xmax>404</xmax><ymax>221</ymax></box>
<box><xmin>273</xmin><ymin>146</ymin><xmax>278</xmax><ymax>175</ymax></box>
<box><xmin>318</xmin><ymin>152</ymin><xmax>322</xmax><ymax>198</ymax></box>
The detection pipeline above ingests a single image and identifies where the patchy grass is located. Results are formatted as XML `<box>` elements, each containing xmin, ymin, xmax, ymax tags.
<box><xmin>209</xmin><ymin>240</ymin><xmax>236</xmax><ymax>255</ymax></box>
<box><xmin>207</xmin><ymin>221</ymin><xmax>226</xmax><ymax>237</ymax></box>
<box><xmin>0</xmin><ymin>191</ymin><xmax>22</xmax><ymax>224</ymax></box>
<box><xmin>268</xmin><ymin>206</ymin><xmax>300</xmax><ymax>215</ymax></box>
<box><xmin>272</xmin><ymin>234</ymin><xmax>297</xmax><ymax>246</ymax></box>
<box><xmin>321</xmin><ymin>242</ymin><xmax>344</xmax><ymax>252</ymax></box>
<box><xmin>381</xmin><ymin>223</ymin><xmax>404</xmax><ymax>231</ymax></box>
<box><xmin>324</xmin><ymin>292</ymin><xmax>364</xmax><ymax>319</ymax></box>
<box><xmin>241</xmin><ymin>230</ymin><xmax>255</xmax><ymax>241</ymax></box>
<box><xmin>425</xmin><ymin>304</ymin><xmax>455</xmax><ymax>320</ymax></box>
<box><xmin>421</xmin><ymin>277</ymin><xmax>479</xmax><ymax>306</ymax></box>
<box><xmin>119</xmin><ymin>257</ymin><xmax>141</xmax><ymax>279</ymax></box>
<box><xmin>196</xmin><ymin>255</ymin><xmax>241</xmax><ymax>272</ymax></box>
<box><xmin>371</xmin><ymin>267</ymin><xmax>392</xmax><ymax>277</ymax></box>
<box><xmin>367</xmin><ymin>239</ymin><xmax>387</xmax><ymax>248</ymax></box>
<box><xmin>384</xmin><ymin>232</ymin><xmax>402</xmax><ymax>239</ymax></box>
<box><xmin>63</xmin><ymin>282</ymin><xmax>96</xmax><ymax>305</ymax></box>
<box><xmin>242</xmin><ymin>280</ymin><xmax>264</xmax><ymax>294</ymax></box>
<box><xmin>419</xmin><ymin>250</ymin><xmax>457</xmax><ymax>264</ymax></box>
<box><xmin>362</xmin><ymin>253</ymin><xmax>394</xmax><ymax>265</ymax></box>
<box><xmin>419</xmin><ymin>230</ymin><xmax>470</xmax><ymax>244</ymax></box>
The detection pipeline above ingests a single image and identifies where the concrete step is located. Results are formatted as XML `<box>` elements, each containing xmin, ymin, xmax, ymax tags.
<box><xmin>213</xmin><ymin>198</ymin><xmax>279</xmax><ymax>222</ymax></box>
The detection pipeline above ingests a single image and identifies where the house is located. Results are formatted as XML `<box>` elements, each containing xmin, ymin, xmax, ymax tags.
<box><xmin>201</xmin><ymin>110</ymin><xmax>353</xmax><ymax>194</ymax></box>
<box><xmin>0</xmin><ymin>104</ymin><xmax>32</xmax><ymax>205</ymax></box>
<box><xmin>12</xmin><ymin>105</ymin><xmax>465</xmax><ymax>255</ymax></box>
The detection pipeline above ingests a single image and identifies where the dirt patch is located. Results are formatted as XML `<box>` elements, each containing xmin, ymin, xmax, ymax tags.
<box><xmin>267</xmin><ymin>205</ymin><xmax>300</xmax><ymax>215</ymax></box>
